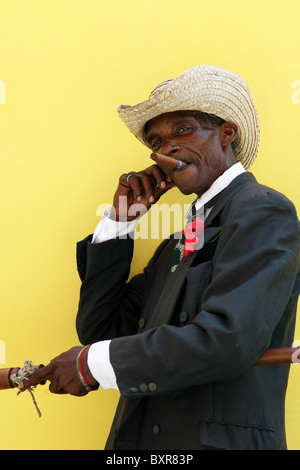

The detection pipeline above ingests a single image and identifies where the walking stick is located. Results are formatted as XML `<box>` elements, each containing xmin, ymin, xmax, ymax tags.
<box><xmin>1</xmin><ymin>348</ymin><xmax>299</xmax><ymax>417</ymax></box>
<box><xmin>253</xmin><ymin>347</ymin><xmax>300</xmax><ymax>366</ymax></box>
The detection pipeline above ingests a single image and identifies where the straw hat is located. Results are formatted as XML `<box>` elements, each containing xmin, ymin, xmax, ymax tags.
<box><xmin>117</xmin><ymin>65</ymin><xmax>259</xmax><ymax>169</ymax></box>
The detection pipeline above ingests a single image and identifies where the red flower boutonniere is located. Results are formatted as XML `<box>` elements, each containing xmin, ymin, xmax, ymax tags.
<box><xmin>182</xmin><ymin>217</ymin><xmax>205</xmax><ymax>261</ymax></box>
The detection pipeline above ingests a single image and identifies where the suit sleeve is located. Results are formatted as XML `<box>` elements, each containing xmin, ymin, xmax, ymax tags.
<box><xmin>76</xmin><ymin>234</ymin><xmax>170</xmax><ymax>344</ymax></box>
<box><xmin>109</xmin><ymin>192</ymin><xmax>300</xmax><ymax>397</ymax></box>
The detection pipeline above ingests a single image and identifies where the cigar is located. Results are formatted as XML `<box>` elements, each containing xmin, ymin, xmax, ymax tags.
<box><xmin>151</xmin><ymin>153</ymin><xmax>187</xmax><ymax>169</ymax></box>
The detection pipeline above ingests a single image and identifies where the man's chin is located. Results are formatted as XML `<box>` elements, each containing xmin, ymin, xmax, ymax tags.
<box><xmin>176</xmin><ymin>186</ymin><xmax>196</xmax><ymax>196</ymax></box>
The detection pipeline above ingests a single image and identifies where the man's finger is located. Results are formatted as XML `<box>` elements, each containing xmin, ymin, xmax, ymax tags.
<box><xmin>127</xmin><ymin>175</ymin><xmax>144</xmax><ymax>201</ymax></box>
<box><xmin>153</xmin><ymin>181</ymin><xmax>175</xmax><ymax>201</ymax></box>
<box><xmin>147</xmin><ymin>165</ymin><xmax>167</xmax><ymax>189</ymax></box>
<box><xmin>139</xmin><ymin>173</ymin><xmax>156</xmax><ymax>203</ymax></box>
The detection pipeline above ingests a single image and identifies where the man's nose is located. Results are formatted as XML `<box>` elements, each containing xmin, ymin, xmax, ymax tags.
<box><xmin>160</xmin><ymin>139</ymin><xmax>180</xmax><ymax>157</ymax></box>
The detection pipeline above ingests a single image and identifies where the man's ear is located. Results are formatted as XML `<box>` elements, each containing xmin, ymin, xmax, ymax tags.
<box><xmin>219</xmin><ymin>122</ymin><xmax>238</xmax><ymax>148</ymax></box>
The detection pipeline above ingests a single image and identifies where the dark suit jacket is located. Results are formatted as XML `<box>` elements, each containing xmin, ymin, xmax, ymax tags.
<box><xmin>76</xmin><ymin>172</ymin><xmax>300</xmax><ymax>450</ymax></box>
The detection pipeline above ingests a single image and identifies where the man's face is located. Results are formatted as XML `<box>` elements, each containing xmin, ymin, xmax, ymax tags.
<box><xmin>145</xmin><ymin>111</ymin><xmax>236</xmax><ymax>197</ymax></box>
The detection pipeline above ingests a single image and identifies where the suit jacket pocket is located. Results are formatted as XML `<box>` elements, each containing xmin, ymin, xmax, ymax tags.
<box><xmin>198</xmin><ymin>420</ymin><xmax>281</xmax><ymax>450</ymax></box>
<box><xmin>184</xmin><ymin>261</ymin><xmax>213</xmax><ymax>318</ymax></box>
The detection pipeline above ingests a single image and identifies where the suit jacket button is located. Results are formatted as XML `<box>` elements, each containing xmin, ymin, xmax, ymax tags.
<box><xmin>179</xmin><ymin>311</ymin><xmax>188</xmax><ymax>323</ymax></box>
<box><xmin>139</xmin><ymin>383</ymin><xmax>148</xmax><ymax>392</ymax></box>
<box><xmin>138</xmin><ymin>318</ymin><xmax>146</xmax><ymax>329</ymax></box>
<box><xmin>149</xmin><ymin>382</ymin><xmax>157</xmax><ymax>392</ymax></box>
<box><xmin>153</xmin><ymin>424</ymin><xmax>161</xmax><ymax>436</ymax></box>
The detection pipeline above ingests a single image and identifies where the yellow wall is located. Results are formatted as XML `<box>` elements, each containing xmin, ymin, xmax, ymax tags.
<box><xmin>0</xmin><ymin>0</ymin><xmax>299</xmax><ymax>450</ymax></box>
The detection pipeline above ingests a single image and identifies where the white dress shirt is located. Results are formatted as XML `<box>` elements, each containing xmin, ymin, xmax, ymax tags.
<box><xmin>87</xmin><ymin>162</ymin><xmax>246</xmax><ymax>390</ymax></box>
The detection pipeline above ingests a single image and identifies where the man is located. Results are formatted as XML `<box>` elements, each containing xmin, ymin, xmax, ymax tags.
<box><xmin>21</xmin><ymin>65</ymin><xmax>300</xmax><ymax>450</ymax></box>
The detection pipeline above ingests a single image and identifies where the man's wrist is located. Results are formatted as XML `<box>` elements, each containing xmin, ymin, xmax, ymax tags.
<box><xmin>80</xmin><ymin>346</ymin><xmax>99</xmax><ymax>390</ymax></box>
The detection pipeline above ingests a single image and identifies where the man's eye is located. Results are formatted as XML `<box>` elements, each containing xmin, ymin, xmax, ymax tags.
<box><xmin>152</xmin><ymin>140</ymin><xmax>161</xmax><ymax>150</ymax></box>
<box><xmin>178</xmin><ymin>126</ymin><xmax>192</xmax><ymax>133</ymax></box>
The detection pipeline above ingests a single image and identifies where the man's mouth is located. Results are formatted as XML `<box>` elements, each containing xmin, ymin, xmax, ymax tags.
<box><xmin>173</xmin><ymin>159</ymin><xmax>191</xmax><ymax>172</ymax></box>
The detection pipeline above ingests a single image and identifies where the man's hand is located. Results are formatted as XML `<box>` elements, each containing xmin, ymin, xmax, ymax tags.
<box><xmin>18</xmin><ymin>347</ymin><xmax>99</xmax><ymax>397</ymax></box>
<box><xmin>113</xmin><ymin>164</ymin><xmax>174</xmax><ymax>221</ymax></box>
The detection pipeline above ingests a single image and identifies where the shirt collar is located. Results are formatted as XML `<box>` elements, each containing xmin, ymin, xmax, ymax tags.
<box><xmin>185</xmin><ymin>162</ymin><xmax>246</xmax><ymax>220</ymax></box>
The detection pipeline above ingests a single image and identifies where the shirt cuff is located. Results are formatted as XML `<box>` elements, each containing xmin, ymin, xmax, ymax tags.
<box><xmin>92</xmin><ymin>207</ymin><xmax>140</xmax><ymax>243</ymax></box>
<box><xmin>87</xmin><ymin>340</ymin><xmax>119</xmax><ymax>391</ymax></box>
